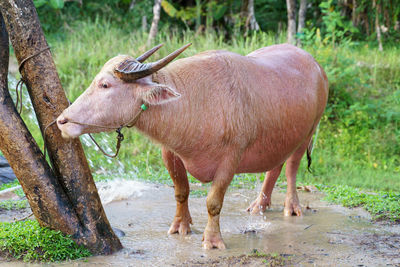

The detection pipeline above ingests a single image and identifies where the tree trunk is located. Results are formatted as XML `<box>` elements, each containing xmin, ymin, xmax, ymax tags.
<box><xmin>0</xmin><ymin>0</ymin><xmax>122</xmax><ymax>254</ymax></box>
<box><xmin>362</xmin><ymin>10</ymin><xmax>370</xmax><ymax>36</ymax></box>
<box><xmin>286</xmin><ymin>0</ymin><xmax>297</xmax><ymax>44</ymax></box>
<box><xmin>245</xmin><ymin>0</ymin><xmax>260</xmax><ymax>34</ymax></box>
<box><xmin>147</xmin><ymin>0</ymin><xmax>162</xmax><ymax>45</ymax></box>
<box><xmin>383</xmin><ymin>1</ymin><xmax>390</xmax><ymax>29</ymax></box>
<box><xmin>195</xmin><ymin>0</ymin><xmax>201</xmax><ymax>31</ymax></box>
<box><xmin>129</xmin><ymin>0</ymin><xmax>136</xmax><ymax>10</ymax></box>
<box><xmin>297</xmin><ymin>0</ymin><xmax>307</xmax><ymax>46</ymax></box>
<box><xmin>241</xmin><ymin>0</ymin><xmax>249</xmax><ymax>15</ymax></box>
<box><xmin>142</xmin><ymin>15</ymin><xmax>147</xmax><ymax>32</ymax></box>
<box><xmin>241</xmin><ymin>0</ymin><xmax>249</xmax><ymax>32</ymax></box>
<box><xmin>373</xmin><ymin>0</ymin><xmax>383</xmax><ymax>51</ymax></box>
<box><xmin>352</xmin><ymin>0</ymin><xmax>358</xmax><ymax>26</ymax></box>
<box><xmin>0</xmin><ymin>10</ymin><xmax>84</xmax><ymax>238</ymax></box>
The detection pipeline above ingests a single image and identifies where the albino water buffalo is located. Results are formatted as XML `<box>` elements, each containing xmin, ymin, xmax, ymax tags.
<box><xmin>57</xmin><ymin>43</ymin><xmax>328</xmax><ymax>249</ymax></box>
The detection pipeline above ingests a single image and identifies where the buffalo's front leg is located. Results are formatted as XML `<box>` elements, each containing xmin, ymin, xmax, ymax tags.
<box><xmin>162</xmin><ymin>147</ymin><xmax>192</xmax><ymax>235</ymax></box>
<box><xmin>247</xmin><ymin>164</ymin><xmax>283</xmax><ymax>214</ymax></box>
<box><xmin>203</xmin><ymin>156</ymin><xmax>238</xmax><ymax>249</ymax></box>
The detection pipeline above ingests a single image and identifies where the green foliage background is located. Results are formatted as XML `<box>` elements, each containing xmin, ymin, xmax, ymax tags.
<box><xmin>13</xmin><ymin>0</ymin><xmax>398</xmax><ymax>193</ymax></box>
<box><xmin>1</xmin><ymin>0</ymin><xmax>400</xmax><ymax>261</ymax></box>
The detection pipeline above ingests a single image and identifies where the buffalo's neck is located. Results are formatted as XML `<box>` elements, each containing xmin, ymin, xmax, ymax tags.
<box><xmin>135</xmin><ymin>70</ymin><xmax>190</xmax><ymax>155</ymax></box>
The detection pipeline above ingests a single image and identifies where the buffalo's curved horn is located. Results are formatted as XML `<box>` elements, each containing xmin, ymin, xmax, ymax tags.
<box><xmin>136</xmin><ymin>43</ymin><xmax>164</xmax><ymax>63</ymax></box>
<box><xmin>115</xmin><ymin>43</ymin><xmax>192</xmax><ymax>82</ymax></box>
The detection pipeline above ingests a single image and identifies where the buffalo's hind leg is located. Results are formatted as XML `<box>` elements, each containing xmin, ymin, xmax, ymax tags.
<box><xmin>284</xmin><ymin>138</ymin><xmax>311</xmax><ymax>216</ymax></box>
<box><xmin>246</xmin><ymin>164</ymin><xmax>283</xmax><ymax>214</ymax></box>
<box><xmin>162</xmin><ymin>147</ymin><xmax>192</xmax><ymax>235</ymax></box>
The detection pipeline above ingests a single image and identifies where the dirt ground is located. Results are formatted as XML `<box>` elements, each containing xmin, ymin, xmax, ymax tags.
<box><xmin>0</xmin><ymin>181</ymin><xmax>399</xmax><ymax>267</ymax></box>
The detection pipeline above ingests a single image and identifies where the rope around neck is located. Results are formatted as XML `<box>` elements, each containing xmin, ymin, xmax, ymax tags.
<box><xmin>15</xmin><ymin>47</ymin><xmax>51</xmax><ymax>114</ymax></box>
<box><xmin>15</xmin><ymin>46</ymin><xmax>143</xmax><ymax>159</ymax></box>
<box><xmin>43</xmin><ymin>103</ymin><xmax>148</xmax><ymax>159</ymax></box>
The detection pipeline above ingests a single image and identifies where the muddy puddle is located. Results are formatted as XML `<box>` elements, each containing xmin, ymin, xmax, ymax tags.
<box><xmin>1</xmin><ymin>180</ymin><xmax>399</xmax><ymax>266</ymax></box>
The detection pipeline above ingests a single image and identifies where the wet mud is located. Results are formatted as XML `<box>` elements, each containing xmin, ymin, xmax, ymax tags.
<box><xmin>1</xmin><ymin>181</ymin><xmax>399</xmax><ymax>266</ymax></box>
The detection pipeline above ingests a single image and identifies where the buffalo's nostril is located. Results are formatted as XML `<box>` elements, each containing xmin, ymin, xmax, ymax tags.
<box><xmin>58</xmin><ymin>118</ymin><xmax>69</xmax><ymax>125</ymax></box>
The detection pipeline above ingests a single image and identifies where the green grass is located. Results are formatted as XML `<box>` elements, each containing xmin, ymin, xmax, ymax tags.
<box><xmin>319</xmin><ymin>185</ymin><xmax>400</xmax><ymax>222</ymax></box>
<box><xmin>8</xmin><ymin>17</ymin><xmax>398</xmax><ymax>214</ymax></box>
<box><xmin>0</xmin><ymin>220</ymin><xmax>91</xmax><ymax>262</ymax></box>
<box><xmin>250</xmin><ymin>249</ymin><xmax>291</xmax><ymax>266</ymax></box>
<box><xmin>2</xmin><ymin>19</ymin><xmax>398</xmax><ymax>257</ymax></box>
<box><xmin>2</xmin><ymin>13</ymin><xmax>399</xmax><ymax>264</ymax></box>
<box><xmin>0</xmin><ymin>200</ymin><xmax>28</xmax><ymax>211</ymax></box>
<box><xmin>189</xmin><ymin>188</ymin><xmax>209</xmax><ymax>198</ymax></box>
<box><xmin>0</xmin><ymin>180</ymin><xmax>20</xmax><ymax>191</ymax></box>
<box><xmin>44</xmin><ymin>20</ymin><xmax>400</xmax><ymax>189</ymax></box>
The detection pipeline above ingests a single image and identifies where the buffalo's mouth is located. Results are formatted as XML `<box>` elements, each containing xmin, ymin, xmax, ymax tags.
<box><xmin>57</xmin><ymin>115</ymin><xmax>84</xmax><ymax>139</ymax></box>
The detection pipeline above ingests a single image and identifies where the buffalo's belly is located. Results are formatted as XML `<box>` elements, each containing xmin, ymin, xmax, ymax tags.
<box><xmin>180</xmin><ymin>146</ymin><xmax>292</xmax><ymax>183</ymax></box>
<box><xmin>183</xmin><ymin>159</ymin><xmax>218</xmax><ymax>183</ymax></box>
<box><xmin>237</xmin><ymin>138</ymin><xmax>302</xmax><ymax>173</ymax></box>
<box><xmin>178</xmin><ymin>126</ymin><xmax>310</xmax><ymax>182</ymax></box>
<box><xmin>236</xmin><ymin>150</ymin><xmax>287</xmax><ymax>173</ymax></box>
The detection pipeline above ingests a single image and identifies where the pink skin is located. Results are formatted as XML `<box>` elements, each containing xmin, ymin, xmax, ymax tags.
<box><xmin>246</xmin><ymin>136</ymin><xmax>314</xmax><ymax>216</ymax></box>
<box><xmin>57</xmin><ymin>44</ymin><xmax>329</xmax><ymax>249</ymax></box>
<box><xmin>246</xmin><ymin>164</ymin><xmax>283</xmax><ymax>215</ymax></box>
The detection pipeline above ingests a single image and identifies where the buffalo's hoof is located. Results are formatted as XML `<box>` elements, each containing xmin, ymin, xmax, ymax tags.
<box><xmin>168</xmin><ymin>216</ymin><xmax>192</xmax><ymax>235</ymax></box>
<box><xmin>202</xmin><ymin>239</ymin><xmax>226</xmax><ymax>249</ymax></box>
<box><xmin>246</xmin><ymin>194</ymin><xmax>271</xmax><ymax>215</ymax></box>
<box><xmin>202</xmin><ymin>230</ymin><xmax>226</xmax><ymax>249</ymax></box>
<box><xmin>284</xmin><ymin>198</ymin><xmax>302</xmax><ymax>216</ymax></box>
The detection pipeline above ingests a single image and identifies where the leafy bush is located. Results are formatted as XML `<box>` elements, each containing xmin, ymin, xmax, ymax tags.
<box><xmin>319</xmin><ymin>0</ymin><xmax>358</xmax><ymax>46</ymax></box>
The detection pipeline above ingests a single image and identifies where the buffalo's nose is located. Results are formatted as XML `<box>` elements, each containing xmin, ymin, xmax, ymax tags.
<box><xmin>57</xmin><ymin>118</ymin><xmax>69</xmax><ymax>125</ymax></box>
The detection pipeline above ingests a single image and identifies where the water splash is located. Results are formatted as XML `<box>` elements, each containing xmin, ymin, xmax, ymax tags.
<box><xmin>97</xmin><ymin>179</ymin><xmax>149</xmax><ymax>205</ymax></box>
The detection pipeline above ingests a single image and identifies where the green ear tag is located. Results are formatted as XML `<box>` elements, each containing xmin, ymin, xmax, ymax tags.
<box><xmin>141</xmin><ymin>104</ymin><xmax>148</xmax><ymax>111</ymax></box>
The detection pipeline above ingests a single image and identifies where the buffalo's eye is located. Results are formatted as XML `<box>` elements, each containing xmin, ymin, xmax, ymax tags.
<box><xmin>101</xmin><ymin>82</ymin><xmax>109</xmax><ymax>89</ymax></box>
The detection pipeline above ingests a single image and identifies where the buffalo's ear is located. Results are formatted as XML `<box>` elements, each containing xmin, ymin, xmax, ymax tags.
<box><xmin>142</xmin><ymin>84</ymin><xmax>181</xmax><ymax>105</ymax></box>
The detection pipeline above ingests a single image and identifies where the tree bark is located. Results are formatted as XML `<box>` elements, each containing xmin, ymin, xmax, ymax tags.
<box><xmin>0</xmin><ymin>10</ymin><xmax>83</xmax><ymax>237</ymax></box>
<box><xmin>297</xmin><ymin>0</ymin><xmax>307</xmax><ymax>33</ymax></box>
<box><xmin>0</xmin><ymin>0</ymin><xmax>122</xmax><ymax>254</ymax></box>
<box><xmin>383</xmin><ymin>2</ymin><xmax>390</xmax><ymax>29</ymax></box>
<box><xmin>352</xmin><ymin>0</ymin><xmax>358</xmax><ymax>26</ymax></box>
<box><xmin>241</xmin><ymin>0</ymin><xmax>249</xmax><ymax>18</ymax></box>
<box><xmin>147</xmin><ymin>0</ymin><xmax>162</xmax><ymax>45</ymax></box>
<box><xmin>195</xmin><ymin>0</ymin><xmax>201</xmax><ymax>31</ymax></box>
<box><xmin>297</xmin><ymin>0</ymin><xmax>307</xmax><ymax>46</ymax></box>
<box><xmin>129</xmin><ymin>0</ymin><xmax>136</xmax><ymax>10</ymax></box>
<box><xmin>373</xmin><ymin>0</ymin><xmax>383</xmax><ymax>51</ymax></box>
<box><xmin>245</xmin><ymin>0</ymin><xmax>260</xmax><ymax>33</ymax></box>
<box><xmin>362</xmin><ymin>10</ymin><xmax>370</xmax><ymax>36</ymax></box>
<box><xmin>142</xmin><ymin>15</ymin><xmax>148</xmax><ymax>32</ymax></box>
<box><xmin>286</xmin><ymin>0</ymin><xmax>297</xmax><ymax>44</ymax></box>
<box><xmin>241</xmin><ymin>0</ymin><xmax>249</xmax><ymax>32</ymax></box>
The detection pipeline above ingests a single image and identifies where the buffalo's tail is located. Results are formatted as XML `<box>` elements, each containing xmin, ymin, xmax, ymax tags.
<box><xmin>306</xmin><ymin>123</ymin><xmax>320</xmax><ymax>173</ymax></box>
<box><xmin>306</xmin><ymin>142</ymin><xmax>313</xmax><ymax>173</ymax></box>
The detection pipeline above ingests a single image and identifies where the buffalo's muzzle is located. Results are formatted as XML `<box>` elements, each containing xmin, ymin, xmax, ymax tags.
<box><xmin>57</xmin><ymin>117</ymin><xmax>69</xmax><ymax>125</ymax></box>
